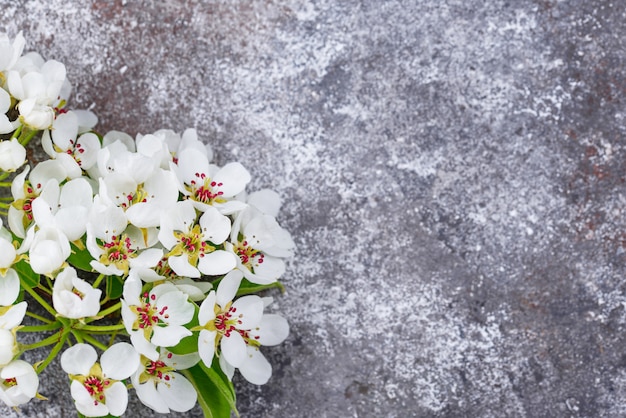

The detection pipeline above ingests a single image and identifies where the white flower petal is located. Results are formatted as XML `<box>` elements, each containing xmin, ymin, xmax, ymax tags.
<box><xmin>220</xmin><ymin>332</ymin><xmax>247</xmax><ymax>368</ymax></box>
<box><xmin>239</xmin><ymin>347</ymin><xmax>272</xmax><ymax>385</ymax></box>
<box><xmin>197</xmin><ymin>291</ymin><xmax>216</xmax><ymax>325</ymax></box>
<box><xmin>0</xmin><ymin>269</ymin><xmax>19</xmax><ymax>306</ymax></box>
<box><xmin>101</xmin><ymin>342</ymin><xmax>139</xmax><ymax>380</ymax></box>
<box><xmin>130</xmin><ymin>331</ymin><xmax>158</xmax><ymax>361</ymax></box>
<box><xmin>151</xmin><ymin>324</ymin><xmax>191</xmax><ymax>348</ymax></box>
<box><xmin>212</xmin><ymin>162</ymin><xmax>251</xmax><ymax>198</ymax></box>
<box><xmin>215</xmin><ymin>270</ymin><xmax>243</xmax><ymax>308</ymax></box>
<box><xmin>156</xmin><ymin>290</ymin><xmax>194</xmax><ymax>326</ymax></box>
<box><xmin>162</xmin><ymin>349</ymin><xmax>200</xmax><ymax>371</ymax></box>
<box><xmin>7</xmin><ymin>360</ymin><xmax>38</xmax><ymax>398</ymax></box>
<box><xmin>71</xmin><ymin>379</ymin><xmax>109</xmax><ymax>417</ymax></box>
<box><xmin>246</xmin><ymin>189</ymin><xmax>282</xmax><ymax>217</ymax></box>
<box><xmin>199</xmin><ymin>207</ymin><xmax>231</xmax><ymax>244</ymax></box>
<box><xmin>218</xmin><ymin>354</ymin><xmax>235</xmax><ymax>381</ymax></box>
<box><xmin>104</xmin><ymin>381</ymin><xmax>128</xmax><ymax>416</ymax></box>
<box><xmin>255</xmin><ymin>314</ymin><xmax>289</xmax><ymax>346</ymax></box>
<box><xmin>0</xmin><ymin>301</ymin><xmax>27</xmax><ymax>330</ymax></box>
<box><xmin>61</xmin><ymin>344</ymin><xmax>97</xmax><ymax>375</ymax></box>
<box><xmin>51</xmin><ymin>111</ymin><xmax>78</xmax><ymax>150</ymax></box>
<box><xmin>231</xmin><ymin>295</ymin><xmax>264</xmax><ymax>330</ymax></box>
<box><xmin>168</xmin><ymin>254</ymin><xmax>201</xmax><ymax>278</ymax></box>
<box><xmin>133</xmin><ymin>379</ymin><xmax>169</xmax><ymax>413</ymax></box>
<box><xmin>157</xmin><ymin>371</ymin><xmax>197</xmax><ymax>412</ymax></box>
<box><xmin>197</xmin><ymin>250</ymin><xmax>236</xmax><ymax>276</ymax></box>
<box><xmin>198</xmin><ymin>329</ymin><xmax>217</xmax><ymax>368</ymax></box>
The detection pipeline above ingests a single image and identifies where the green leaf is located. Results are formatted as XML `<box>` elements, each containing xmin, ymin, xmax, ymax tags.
<box><xmin>236</xmin><ymin>279</ymin><xmax>285</xmax><ymax>297</ymax></box>
<box><xmin>169</xmin><ymin>302</ymin><xmax>199</xmax><ymax>355</ymax></box>
<box><xmin>67</xmin><ymin>241</ymin><xmax>94</xmax><ymax>273</ymax></box>
<box><xmin>13</xmin><ymin>259</ymin><xmax>39</xmax><ymax>287</ymax></box>
<box><xmin>105</xmin><ymin>275</ymin><xmax>123</xmax><ymax>300</ymax></box>
<box><xmin>169</xmin><ymin>332</ymin><xmax>199</xmax><ymax>355</ymax></box>
<box><xmin>182</xmin><ymin>359</ymin><xmax>238</xmax><ymax>418</ymax></box>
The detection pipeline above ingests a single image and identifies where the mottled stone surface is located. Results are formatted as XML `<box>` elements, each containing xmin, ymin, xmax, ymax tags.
<box><xmin>2</xmin><ymin>0</ymin><xmax>626</xmax><ymax>417</ymax></box>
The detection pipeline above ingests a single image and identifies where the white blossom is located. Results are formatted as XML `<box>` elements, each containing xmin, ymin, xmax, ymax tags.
<box><xmin>0</xmin><ymin>139</ymin><xmax>26</xmax><ymax>172</ymax></box>
<box><xmin>121</xmin><ymin>276</ymin><xmax>195</xmax><ymax>361</ymax></box>
<box><xmin>158</xmin><ymin>200</ymin><xmax>235</xmax><ymax>278</ymax></box>
<box><xmin>131</xmin><ymin>348</ymin><xmax>198</xmax><ymax>414</ymax></box>
<box><xmin>61</xmin><ymin>343</ymin><xmax>139</xmax><ymax>417</ymax></box>
<box><xmin>0</xmin><ymin>360</ymin><xmax>39</xmax><ymax>407</ymax></box>
<box><xmin>52</xmin><ymin>267</ymin><xmax>101</xmax><ymax>319</ymax></box>
<box><xmin>197</xmin><ymin>271</ymin><xmax>288</xmax><ymax>385</ymax></box>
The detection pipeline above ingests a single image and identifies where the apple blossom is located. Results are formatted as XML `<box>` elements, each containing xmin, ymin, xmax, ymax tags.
<box><xmin>21</xmin><ymin>225</ymin><xmax>71</xmax><ymax>276</ymax></box>
<box><xmin>0</xmin><ymin>360</ymin><xmax>39</xmax><ymax>407</ymax></box>
<box><xmin>195</xmin><ymin>271</ymin><xmax>260</xmax><ymax>369</ymax></box>
<box><xmin>172</xmin><ymin>148</ymin><xmax>250</xmax><ymax>214</ymax></box>
<box><xmin>31</xmin><ymin>177</ymin><xmax>93</xmax><ymax>242</ymax></box>
<box><xmin>52</xmin><ymin>267</ymin><xmax>101</xmax><ymax>319</ymax></box>
<box><xmin>158</xmin><ymin>200</ymin><xmax>236</xmax><ymax>278</ymax></box>
<box><xmin>226</xmin><ymin>210</ymin><xmax>295</xmax><ymax>284</ymax></box>
<box><xmin>61</xmin><ymin>343</ymin><xmax>139</xmax><ymax>417</ymax></box>
<box><xmin>0</xmin><ymin>32</ymin><xmax>25</xmax><ymax>74</ymax></box>
<box><xmin>7</xmin><ymin>58</ymin><xmax>68</xmax><ymax>130</ymax></box>
<box><xmin>121</xmin><ymin>276</ymin><xmax>195</xmax><ymax>361</ymax></box>
<box><xmin>42</xmin><ymin>110</ymin><xmax>101</xmax><ymax>176</ymax></box>
<box><xmin>8</xmin><ymin>160</ymin><xmax>66</xmax><ymax>238</ymax></box>
<box><xmin>196</xmin><ymin>271</ymin><xmax>288</xmax><ymax>385</ymax></box>
<box><xmin>131</xmin><ymin>348</ymin><xmax>198</xmax><ymax>413</ymax></box>
<box><xmin>86</xmin><ymin>197</ymin><xmax>161</xmax><ymax>276</ymax></box>
<box><xmin>0</xmin><ymin>139</ymin><xmax>26</xmax><ymax>172</ymax></box>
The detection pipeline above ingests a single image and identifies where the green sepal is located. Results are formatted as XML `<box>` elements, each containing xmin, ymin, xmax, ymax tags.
<box><xmin>182</xmin><ymin>358</ymin><xmax>238</xmax><ymax>418</ymax></box>
<box><xmin>13</xmin><ymin>258</ymin><xmax>39</xmax><ymax>287</ymax></box>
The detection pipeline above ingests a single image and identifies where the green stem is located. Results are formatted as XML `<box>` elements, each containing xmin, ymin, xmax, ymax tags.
<box><xmin>0</xmin><ymin>182</ymin><xmax>11</xmax><ymax>187</ymax></box>
<box><xmin>71</xmin><ymin>330</ymin><xmax>84</xmax><ymax>344</ymax></box>
<box><xmin>36</xmin><ymin>333</ymin><xmax>68</xmax><ymax>374</ymax></box>
<box><xmin>93</xmin><ymin>273</ymin><xmax>105</xmax><ymax>289</ymax></box>
<box><xmin>20</xmin><ymin>330</ymin><xmax>64</xmax><ymax>351</ymax></box>
<box><xmin>86</xmin><ymin>301</ymin><xmax>121</xmax><ymax>323</ymax></box>
<box><xmin>78</xmin><ymin>324</ymin><xmax>125</xmax><ymax>332</ymax></box>
<box><xmin>78</xmin><ymin>332</ymin><xmax>107</xmax><ymax>351</ymax></box>
<box><xmin>22</xmin><ymin>285</ymin><xmax>57</xmax><ymax>317</ymax></box>
<box><xmin>17</xmin><ymin>127</ymin><xmax>38</xmax><ymax>147</ymax></box>
<box><xmin>37</xmin><ymin>282</ymin><xmax>52</xmax><ymax>296</ymax></box>
<box><xmin>25</xmin><ymin>311</ymin><xmax>53</xmax><ymax>324</ymax></box>
<box><xmin>19</xmin><ymin>322</ymin><xmax>62</xmax><ymax>333</ymax></box>
<box><xmin>10</xmin><ymin>125</ymin><xmax>22</xmax><ymax>140</ymax></box>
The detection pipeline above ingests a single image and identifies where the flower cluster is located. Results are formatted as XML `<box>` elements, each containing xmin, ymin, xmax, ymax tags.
<box><xmin>0</xmin><ymin>32</ymin><xmax>294</xmax><ymax>417</ymax></box>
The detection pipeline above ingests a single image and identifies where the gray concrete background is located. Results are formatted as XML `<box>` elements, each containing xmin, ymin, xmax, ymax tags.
<box><xmin>2</xmin><ymin>0</ymin><xmax>626</xmax><ymax>417</ymax></box>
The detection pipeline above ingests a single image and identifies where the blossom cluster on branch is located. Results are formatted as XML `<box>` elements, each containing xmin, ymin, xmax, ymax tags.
<box><xmin>0</xmin><ymin>32</ymin><xmax>294</xmax><ymax>417</ymax></box>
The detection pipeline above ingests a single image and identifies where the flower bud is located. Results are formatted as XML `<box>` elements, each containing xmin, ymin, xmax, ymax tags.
<box><xmin>0</xmin><ymin>139</ymin><xmax>26</xmax><ymax>172</ymax></box>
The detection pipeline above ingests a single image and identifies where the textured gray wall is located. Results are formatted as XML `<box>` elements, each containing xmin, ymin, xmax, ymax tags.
<box><xmin>2</xmin><ymin>1</ymin><xmax>626</xmax><ymax>417</ymax></box>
